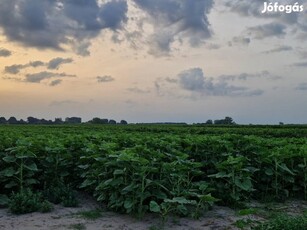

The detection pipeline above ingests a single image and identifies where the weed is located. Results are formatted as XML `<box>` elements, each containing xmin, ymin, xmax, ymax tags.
<box><xmin>77</xmin><ymin>209</ymin><xmax>102</xmax><ymax>220</ymax></box>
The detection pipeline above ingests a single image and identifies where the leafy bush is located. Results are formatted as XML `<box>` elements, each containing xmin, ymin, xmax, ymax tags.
<box><xmin>43</xmin><ymin>182</ymin><xmax>78</xmax><ymax>207</ymax></box>
<box><xmin>9</xmin><ymin>189</ymin><xmax>42</xmax><ymax>214</ymax></box>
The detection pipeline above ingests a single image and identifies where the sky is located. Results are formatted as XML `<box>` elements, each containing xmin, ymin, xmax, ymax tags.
<box><xmin>0</xmin><ymin>0</ymin><xmax>307</xmax><ymax>124</ymax></box>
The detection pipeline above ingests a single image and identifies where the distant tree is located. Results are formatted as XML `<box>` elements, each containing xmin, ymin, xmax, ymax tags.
<box><xmin>65</xmin><ymin>117</ymin><xmax>82</xmax><ymax>124</ymax></box>
<box><xmin>89</xmin><ymin>118</ymin><xmax>109</xmax><ymax>124</ymax></box>
<box><xmin>279</xmin><ymin>122</ymin><xmax>284</xmax><ymax>125</ymax></box>
<box><xmin>120</xmin><ymin>120</ymin><xmax>128</xmax><ymax>125</ymax></box>
<box><xmin>54</xmin><ymin>118</ymin><xmax>63</xmax><ymax>124</ymax></box>
<box><xmin>214</xmin><ymin>119</ymin><xmax>222</xmax><ymax>125</ymax></box>
<box><xmin>0</xmin><ymin>117</ymin><xmax>7</xmax><ymax>124</ymax></box>
<box><xmin>214</xmin><ymin>117</ymin><xmax>235</xmax><ymax>125</ymax></box>
<box><xmin>19</xmin><ymin>119</ymin><xmax>27</xmax><ymax>124</ymax></box>
<box><xmin>91</xmin><ymin>117</ymin><xmax>102</xmax><ymax>124</ymax></box>
<box><xmin>8</xmin><ymin>117</ymin><xmax>18</xmax><ymax>124</ymax></box>
<box><xmin>27</xmin><ymin>116</ymin><xmax>40</xmax><ymax>124</ymax></box>
<box><xmin>101</xmin><ymin>119</ymin><xmax>109</xmax><ymax>124</ymax></box>
<box><xmin>224</xmin><ymin>116</ymin><xmax>235</xmax><ymax>125</ymax></box>
<box><xmin>39</xmin><ymin>118</ymin><xmax>52</xmax><ymax>125</ymax></box>
<box><xmin>205</xmin><ymin>119</ymin><xmax>213</xmax><ymax>125</ymax></box>
<box><xmin>109</xmin><ymin>119</ymin><xmax>116</xmax><ymax>124</ymax></box>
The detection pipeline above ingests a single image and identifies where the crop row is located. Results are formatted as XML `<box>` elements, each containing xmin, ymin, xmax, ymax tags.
<box><xmin>0</xmin><ymin>125</ymin><xmax>306</xmax><ymax>217</ymax></box>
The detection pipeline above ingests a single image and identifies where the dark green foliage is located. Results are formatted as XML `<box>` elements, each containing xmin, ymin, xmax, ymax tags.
<box><xmin>0</xmin><ymin>124</ymin><xmax>306</xmax><ymax>217</ymax></box>
<box><xmin>43</xmin><ymin>182</ymin><xmax>78</xmax><ymax>207</ymax></box>
<box><xmin>77</xmin><ymin>209</ymin><xmax>102</xmax><ymax>220</ymax></box>
<box><xmin>40</xmin><ymin>200</ymin><xmax>53</xmax><ymax>213</ymax></box>
<box><xmin>9</xmin><ymin>189</ymin><xmax>42</xmax><ymax>214</ymax></box>
<box><xmin>252</xmin><ymin>214</ymin><xmax>307</xmax><ymax>230</ymax></box>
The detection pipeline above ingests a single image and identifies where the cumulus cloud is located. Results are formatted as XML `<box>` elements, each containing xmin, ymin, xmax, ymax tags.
<box><xmin>224</xmin><ymin>0</ymin><xmax>307</xmax><ymax>39</ymax></box>
<box><xmin>205</xmin><ymin>43</ymin><xmax>221</xmax><ymax>50</ymax></box>
<box><xmin>97</xmin><ymin>75</ymin><xmax>115</xmax><ymax>82</ymax></box>
<box><xmin>219</xmin><ymin>71</ymin><xmax>282</xmax><ymax>81</ymax></box>
<box><xmin>4</xmin><ymin>64</ymin><xmax>25</xmax><ymax>74</ymax></box>
<box><xmin>133</xmin><ymin>0</ymin><xmax>214</xmax><ymax>56</ymax></box>
<box><xmin>25</xmin><ymin>71</ymin><xmax>76</xmax><ymax>83</ymax></box>
<box><xmin>0</xmin><ymin>48</ymin><xmax>11</xmax><ymax>57</ymax></box>
<box><xmin>229</xmin><ymin>36</ymin><xmax>251</xmax><ymax>46</ymax></box>
<box><xmin>4</xmin><ymin>57</ymin><xmax>73</xmax><ymax>74</ymax></box>
<box><xmin>152</xmin><ymin>68</ymin><xmax>262</xmax><ymax>98</ymax></box>
<box><xmin>263</xmin><ymin>45</ymin><xmax>293</xmax><ymax>54</ymax></box>
<box><xmin>49</xmin><ymin>79</ymin><xmax>63</xmax><ymax>86</ymax></box>
<box><xmin>29</xmin><ymin>61</ymin><xmax>45</xmax><ymax>67</ymax></box>
<box><xmin>0</xmin><ymin>0</ymin><xmax>217</xmax><ymax>57</ymax></box>
<box><xmin>177</xmin><ymin>68</ymin><xmax>263</xmax><ymax>97</ymax></box>
<box><xmin>0</xmin><ymin>0</ymin><xmax>128</xmax><ymax>55</ymax></box>
<box><xmin>247</xmin><ymin>23</ymin><xmax>287</xmax><ymax>39</ymax></box>
<box><xmin>47</xmin><ymin>58</ymin><xmax>73</xmax><ymax>70</ymax></box>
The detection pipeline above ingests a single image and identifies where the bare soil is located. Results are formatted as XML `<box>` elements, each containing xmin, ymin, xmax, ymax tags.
<box><xmin>0</xmin><ymin>194</ymin><xmax>306</xmax><ymax>230</ymax></box>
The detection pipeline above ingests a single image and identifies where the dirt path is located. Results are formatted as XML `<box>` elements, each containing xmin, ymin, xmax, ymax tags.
<box><xmin>0</xmin><ymin>194</ymin><xmax>305</xmax><ymax>230</ymax></box>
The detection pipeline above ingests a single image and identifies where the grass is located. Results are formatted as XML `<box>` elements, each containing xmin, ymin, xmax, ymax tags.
<box><xmin>76</xmin><ymin>209</ymin><xmax>103</xmax><ymax>220</ymax></box>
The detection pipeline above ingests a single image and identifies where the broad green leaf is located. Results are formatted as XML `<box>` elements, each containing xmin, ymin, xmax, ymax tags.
<box><xmin>265</xmin><ymin>168</ymin><xmax>274</xmax><ymax>176</ymax></box>
<box><xmin>4</xmin><ymin>181</ymin><xmax>17</xmax><ymax>189</ymax></box>
<box><xmin>235</xmin><ymin>178</ymin><xmax>252</xmax><ymax>191</ymax></box>
<box><xmin>0</xmin><ymin>194</ymin><xmax>10</xmax><ymax>206</ymax></box>
<box><xmin>208</xmin><ymin>172</ymin><xmax>231</xmax><ymax>178</ymax></box>
<box><xmin>80</xmin><ymin>179</ymin><xmax>96</xmax><ymax>188</ymax></box>
<box><xmin>2</xmin><ymin>156</ymin><xmax>16</xmax><ymax>163</ymax></box>
<box><xmin>113</xmin><ymin>169</ymin><xmax>124</xmax><ymax>175</ymax></box>
<box><xmin>24</xmin><ymin>178</ymin><xmax>38</xmax><ymax>185</ymax></box>
<box><xmin>149</xmin><ymin>201</ymin><xmax>160</xmax><ymax>213</ymax></box>
<box><xmin>124</xmin><ymin>200</ymin><xmax>134</xmax><ymax>211</ymax></box>
<box><xmin>278</xmin><ymin>163</ymin><xmax>295</xmax><ymax>175</ymax></box>
<box><xmin>1</xmin><ymin>167</ymin><xmax>15</xmax><ymax>177</ymax></box>
<box><xmin>24</xmin><ymin>163</ymin><xmax>38</xmax><ymax>171</ymax></box>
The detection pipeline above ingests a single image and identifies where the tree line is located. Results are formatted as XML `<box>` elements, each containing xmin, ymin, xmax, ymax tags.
<box><xmin>0</xmin><ymin>116</ymin><xmax>128</xmax><ymax>125</ymax></box>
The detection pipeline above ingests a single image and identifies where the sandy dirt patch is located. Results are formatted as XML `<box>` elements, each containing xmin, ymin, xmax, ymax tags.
<box><xmin>0</xmin><ymin>193</ymin><xmax>306</xmax><ymax>230</ymax></box>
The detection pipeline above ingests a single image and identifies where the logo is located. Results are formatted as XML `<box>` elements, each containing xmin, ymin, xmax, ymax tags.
<box><xmin>261</xmin><ymin>2</ymin><xmax>304</xmax><ymax>14</ymax></box>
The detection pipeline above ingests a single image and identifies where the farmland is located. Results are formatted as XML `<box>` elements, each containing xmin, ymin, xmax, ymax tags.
<box><xmin>0</xmin><ymin>124</ymin><xmax>306</xmax><ymax>228</ymax></box>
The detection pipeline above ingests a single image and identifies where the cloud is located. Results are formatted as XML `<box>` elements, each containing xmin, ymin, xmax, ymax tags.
<box><xmin>224</xmin><ymin>0</ymin><xmax>307</xmax><ymax>39</ymax></box>
<box><xmin>127</xmin><ymin>87</ymin><xmax>151</xmax><ymax>94</ymax></box>
<box><xmin>47</xmin><ymin>57</ymin><xmax>73</xmax><ymax>70</ymax></box>
<box><xmin>247</xmin><ymin>23</ymin><xmax>287</xmax><ymax>39</ymax></box>
<box><xmin>49</xmin><ymin>79</ymin><xmax>63</xmax><ymax>86</ymax></box>
<box><xmin>229</xmin><ymin>36</ymin><xmax>251</xmax><ymax>46</ymax></box>
<box><xmin>133</xmin><ymin>0</ymin><xmax>214</xmax><ymax>56</ymax></box>
<box><xmin>263</xmin><ymin>45</ymin><xmax>293</xmax><ymax>54</ymax></box>
<box><xmin>97</xmin><ymin>75</ymin><xmax>115</xmax><ymax>83</ymax></box>
<box><xmin>295</xmin><ymin>83</ymin><xmax>307</xmax><ymax>90</ymax></box>
<box><xmin>177</xmin><ymin>68</ymin><xmax>264</xmax><ymax>97</ymax></box>
<box><xmin>25</xmin><ymin>71</ymin><xmax>76</xmax><ymax>83</ymax></box>
<box><xmin>0</xmin><ymin>48</ymin><xmax>12</xmax><ymax>57</ymax></box>
<box><xmin>29</xmin><ymin>61</ymin><xmax>45</xmax><ymax>67</ymax></box>
<box><xmin>0</xmin><ymin>0</ymin><xmax>216</xmax><ymax>57</ymax></box>
<box><xmin>0</xmin><ymin>0</ymin><xmax>128</xmax><ymax>55</ymax></box>
<box><xmin>292</xmin><ymin>61</ymin><xmax>307</xmax><ymax>67</ymax></box>
<box><xmin>4</xmin><ymin>57</ymin><xmax>73</xmax><ymax>74</ymax></box>
<box><xmin>4</xmin><ymin>64</ymin><xmax>25</xmax><ymax>74</ymax></box>
<box><xmin>219</xmin><ymin>71</ymin><xmax>282</xmax><ymax>81</ymax></box>
<box><xmin>205</xmin><ymin>43</ymin><xmax>221</xmax><ymax>50</ymax></box>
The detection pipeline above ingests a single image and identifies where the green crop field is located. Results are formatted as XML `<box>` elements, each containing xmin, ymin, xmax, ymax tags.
<box><xmin>0</xmin><ymin>124</ymin><xmax>306</xmax><ymax>219</ymax></box>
